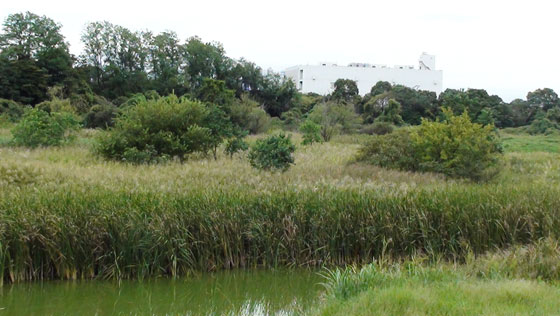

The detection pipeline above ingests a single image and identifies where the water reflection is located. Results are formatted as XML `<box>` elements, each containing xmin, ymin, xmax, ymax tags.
<box><xmin>0</xmin><ymin>269</ymin><xmax>322</xmax><ymax>315</ymax></box>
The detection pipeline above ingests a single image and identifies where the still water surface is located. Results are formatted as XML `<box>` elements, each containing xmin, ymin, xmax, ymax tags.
<box><xmin>0</xmin><ymin>269</ymin><xmax>323</xmax><ymax>315</ymax></box>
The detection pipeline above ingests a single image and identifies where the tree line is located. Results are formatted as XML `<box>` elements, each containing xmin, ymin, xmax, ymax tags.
<box><xmin>1</xmin><ymin>11</ymin><xmax>559</xmax><ymax>135</ymax></box>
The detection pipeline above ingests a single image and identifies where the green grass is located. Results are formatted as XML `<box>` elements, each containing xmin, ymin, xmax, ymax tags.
<box><xmin>315</xmin><ymin>239</ymin><xmax>560</xmax><ymax>315</ymax></box>
<box><xmin>0</xmin><ymin>128</ymin><xmax>560</xmax><ymax>284</ymax></box>
<box><xmin>501</xmin><ymin>132</ymin><xmax>560</xmax><ymax>153</ymax></box>
<box><xmin>316</xmin><ymin>277</ymin><xmax>560</xmax><ymax>316</ymax></box>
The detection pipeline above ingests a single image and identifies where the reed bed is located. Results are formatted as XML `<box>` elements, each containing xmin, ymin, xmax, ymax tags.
<box><xmin>1</xmin><ymin>132</ymin><xmax>560</xmax><ymax>283</ymax></box>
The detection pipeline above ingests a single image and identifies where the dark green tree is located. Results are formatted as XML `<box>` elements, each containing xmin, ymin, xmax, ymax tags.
<box><xmin>331</xmin><ymin>79</ymin><xmax>359</xmax><ymax>103</ymax></box>
<box><xmin>370</xmin><ymin>81</ymin><xmax>392</xmax><ymax>96</ymax></box>
<box><xmin>527</xmin><ymin>88</ymin><xmax>559</xmax><ymax>111</ymax></box>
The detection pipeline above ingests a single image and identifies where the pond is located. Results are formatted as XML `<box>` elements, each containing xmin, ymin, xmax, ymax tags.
<box><xmin>0</xmin><ymin>269</ymin><xmax>323</xmax><ymax>315</ymax></box>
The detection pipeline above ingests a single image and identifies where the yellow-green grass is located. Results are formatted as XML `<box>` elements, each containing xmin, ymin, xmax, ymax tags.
<box><xmin>315</xmin><ymin>277</ymin><xmax>560</xmax><ymax>316</ymax></box>
<box><xmin>314</xmin><ymin>239</ymin><xmax>560</xmax><ymax>315</ymax></box>
<box><xmin>1</xmin><ymin>129</ymin><xmax>560</xmax><ymax>283</ymax></box>
<box><xmin>501</xmin><ymin>132</ymin><xmax>560</xmax><ymax>153</ymax></box>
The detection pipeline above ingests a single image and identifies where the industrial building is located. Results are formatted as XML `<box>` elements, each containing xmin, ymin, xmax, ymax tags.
<box><xmin>284</xmin><ymin>53</ymin><xmax>443</xmax><ymax>96</ymax></box>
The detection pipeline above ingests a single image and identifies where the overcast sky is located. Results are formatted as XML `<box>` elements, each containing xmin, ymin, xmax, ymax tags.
<box><xmin>1</xmin><ymin>0</ymin><xmax>559</xmax><ymax>101</ymax></box>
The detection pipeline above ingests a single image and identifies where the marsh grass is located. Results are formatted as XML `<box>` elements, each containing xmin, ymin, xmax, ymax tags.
<box><xmin>316</xmin><ymin>239</ymin><xmax>560</xmax><ymax>315</ymax></box>
<box><xmin>0</xmin><ymin>129</ymin><xmax>559</xmax><ymax>283</ymax></box>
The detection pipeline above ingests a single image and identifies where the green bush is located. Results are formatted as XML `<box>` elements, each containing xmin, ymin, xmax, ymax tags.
<box><xmin>361</xmin><ymin>122</ymin><xmax>394</xmax><ymax>135</ymax></box>
<box><xmin>230</xmin><ymin>95</ymin><xmax>271</xmax><ymax>134</ymax></box>
<box><xmin>356</xmin><ymin>129</ymin><xmax>417</xmax><ymax>171</ymax></box>
<box><xmin>300</xmin><ymin>119</ymin><xmax>322</xmax><ymax>145</ymax></box>
<box><xmin>528</xmin><ymin>111</ymin><xmax>559</xmax><ymax>135</ymax></box>
<box><xmin>248</xmin><ymin>133</ymin><xmax>295</xmax><ymax>171</ymax></box>
<box><xmin>410</xmin><ymin>109</ymin><xmax>502</xmax><ymax>181</ymax></box>
<box><xmin>374</xmin><ymin>99</ymin><xmax>404</xmax><ymax>125</ymax></box>
<box><xmin>357</xmin><ymin>109</ymin><xmax>502</xmax><ymax>181</ymax></box>
<box><xmin>224</xmin><ymin>133</ymin><xmax>249</xmax><ymax>158</ymax></box>
<box><xmin>308</xmin><ymin>101</ymin><xmax>361</xmax><ymax>141</ymax></box>
<box><xmin>83</xmin><ymin>104</ymin><xmax>119</xmax><ymax>129</ymax></box>
<box><xmin>95</xmin><ymin>95</ymin><xmax>215</xmax><ymax>163</ymax></box>
<box><xmin>11</xmin><ymin>108</ymin><xmax>80</xmax><ymax>148</ymax></box>
<box><xmin>0</xmin><ymin>98</ymin><xmax>25</xmax><ymax>122</ymax></box>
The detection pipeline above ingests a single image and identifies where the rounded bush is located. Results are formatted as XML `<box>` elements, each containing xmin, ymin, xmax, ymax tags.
<box><xmin>95</xmin><ymin>95</ymin><xmax>215</xmax><ymax>163</ymax></box>
<box><xmin>0</xmin><ymin>98</ymin><xmax>25</xmax><ymax>122</ymax></box>
<box><xmin>357</xmin><ymin>109</ymin><xmax>502</xmax><ymax>181</ymax></box>
<box><xmin>11</xmin><ymin>108</ymin><xmax>80</xmax><ymax>147</ymax></box>
<box><xmin>361</xmin><ymin>122</ymin><xmax>394</xmax><ymax>135</ymax></box>
<box><xmin>248</xmin><ymin>133</ymin><xmax>295</xmax><ymax>171</ymax></box>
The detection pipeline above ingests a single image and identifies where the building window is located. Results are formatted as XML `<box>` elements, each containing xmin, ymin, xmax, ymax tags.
<box><xmin>299</xmin><ymin>69</ymin><xmax>303</xmax><ymax>79</ymax></box>
<box><xmin>299</xmin><ymin>81</ymin><xmax>303</xmax><ymax>90</ymax></box>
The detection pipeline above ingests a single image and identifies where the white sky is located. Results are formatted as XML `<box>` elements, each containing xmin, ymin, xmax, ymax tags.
<box><xmin>1</xmin><ymin>0</ymin><xmax>559</xmax><ymax>101</ymax></box>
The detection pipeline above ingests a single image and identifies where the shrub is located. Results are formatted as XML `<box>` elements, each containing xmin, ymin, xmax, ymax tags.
<box><xmin>95</xmin><ymin>95</ymin><xmax>215</xmax><ymax>163</ymax></box>
<box><xmin>248</xmin><ymin>133</ymin><xmax>295</xmax><ymax>171</ymax></box>
<box><xmin>357</xmin><ymin>109</ymin><xmax>502</xmax><ymax>181</ymax></box>
<box><xmin>224</xmin><ymin>133</ymin><xmax>249</xmax><ymax>158</ymax></box>
<box><xmin>11</xmin><ymin>108</ymin><xmax>80</xmax><ymax>147</ymax></box>
<box><xmin>528</xmin><ymin>111</ymin><xmax>558</xmax><ymax>135</ymax></box>
<box><xmin>35</xmin><ymin>97</ymin><xmax>76</xmax><ymax>114</ymax></box>
<box><xmin>356</xmin><ymin>129</ymin><xmax>417</xmax><ymax>171</ymax></box>
<box><xmin>411</xmin><ymin>109</ymin><xmax>502</xmax><ymax>181</ymax></box>
<box><xmin>299</xmin><ymin>119</ymin><xmax>322</xmax><ymax>145</ymax></box>
<box><xmin>361</xmin><ymin>122</ymin><xmax>394</xmax><ymax>135</ymax></box>
<box><xmin>230</xmin><ymin>95</ymin><xmax>271</xmax><ymax>134</ymax></box>
<box><xmin>308</xmin><ymin>101</ymin><xmax>361</xmax><ymax>141</ymax></box>
<box><xmin>374</xmin><ymin>99</ymin><xmax>404</xmax><ymax>125</ymax></box>
<box><xmin>0</xmin><ymin>99</ymin><xmax>25</xmax><ymax>122</ymax></box>
<box><xmin>83</xmin><ymin>104</ymin><xmax>119</xmax><ymax>129</ymax></box>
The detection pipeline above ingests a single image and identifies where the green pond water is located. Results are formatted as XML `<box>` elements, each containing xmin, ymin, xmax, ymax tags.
<box><xmin>0</xmin><ymin>269</ymin><xmax>323</xmax><ymax>315</ymax></box>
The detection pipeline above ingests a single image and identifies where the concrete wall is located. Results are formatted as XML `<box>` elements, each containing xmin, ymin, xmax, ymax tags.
<box><xmin>284</xmin><ymin>53</ymin><xmax>443</xmax><ymax>96</ymax></box>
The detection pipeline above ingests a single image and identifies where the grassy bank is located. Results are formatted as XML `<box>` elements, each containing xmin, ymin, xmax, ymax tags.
<box><xmin>1</xmin><ymin>129</ymin><xmax>560</xmax><ymax>284</ymax></box>
<box><xmin>314</xmin><ymin>239</ymin><xmax>560</xmax><ymax>315</ymax></box>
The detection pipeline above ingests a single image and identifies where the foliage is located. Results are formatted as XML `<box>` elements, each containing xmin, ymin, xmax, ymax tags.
<box><xmin>369</xmin><ymin>81</ymin><xmax>392</xmax><ymax>96</ymax></box>
<box><xmin>527</xmin><ymin>88</ymin><xmax>559</xmax><ymax>111</ymax></box>
<box><xmin>374</xmin><ymin>99</ymin><xmax>404</xmax><ymax>125</ymax></box>
<box><xmin>204</xmin><ymin>104</ymin><xmax>234</xmax><ymax>159</ymax></box>
<box><xmin>356</xmin><ymin>129</ymin><xmax>417</xmax><ymax>170</ymax></box>
<box><xmin>259</xmin><ymin>74</ymin><xmax>299</xmax><ymax>117</ymax></box>
<box><xmin>300</xmin><ymin>119</ymin><xmax>322</xmax><ymax>145</ymax></box>
<box><xmin>0</xmin><ymin>56</ymin><xmax>49</xmax><ymax>105</ymax></box>
<box><xmin>546</xmin><ymin>106</ymin><xmax>560</xmax><ymax>123</ymax></box>
<box><xmin>229</xmin><ymin>95</ymin><xmax>271</xmax><ymax>134</ymax></box>
<box><xmin>361</xmin><ymin>121</ymin><xmax>394</xmax><ymax>135</ymax></box>
<box><xmin>10</xmin><ymin>108</ymin><xmax>80</xmax><ymax>147</ymax></box>
<box><xmin>0</xmin><ymin>98</ymin><xmax>24</xmax><ymax>121</ymax></box>
<box><xmin>83</xmin><ymin>104</ymin><xmax>119</xmax><ymax>129</ymax></box>
<box><xmin>248</xmin><ymin>133</ymin><xmax>295</xmax><ymax>171</ymax></box>
<box><xmin>330</xmin><ymin>79</ymin><xmax>359</xmax><ymax>103</ymax></box>
<box><xmin>358</xmin><ymin>109</ymin><xmax>502</xmax><ymax>181</ymax></box>
<box><xmin>437</xmin><ymin>88</ymin><xmax>516</xmax><ymax>127</ymax></box>
<box><xmin>35</xmin><ymin>95</ymin><xmax>76</xmax><ymax>114</ymax></box>
<box><xmin>224</xmin><ymin>132</ymin><xmax>249</xmax><ymax>158</ymax></box>
<box><xmin>391</xmin><ymin>85</ymin><xmax>438</xmax><ymax>125</ymax></box>
<box><xmin>197</xmin><ymin>78</ymin><xmax>235</xmax><ymax>109</ymax></box>
<box><xmin>528</xmin><ymin>111</ymin><xmax>559</xmax><ymax>135</ymax></box>
<box><xmin>308</xmin><ymin>102</ymin><xmax>361</xmax><ymax>141</ymax></box>
<box><xmin>0</xmin><ymin>11</ymin><xmax>73</xmax><ymax>103</ymax></box>
<box><xmin>94</xmin><ymin>95</ymin><xmax>215</xmax><ymax>163</ymax></box>
<box><xmin>410</xmin><ymin>109</ymin><xmax>502</xmax><ymax>181</ymax></box>
<box><xmin>361</xmin><ymin>85</ymin><xmax>437</xmax><ymax>125</ymax></box>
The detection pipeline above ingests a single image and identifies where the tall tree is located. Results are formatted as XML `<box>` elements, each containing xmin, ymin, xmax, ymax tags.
<box><xmin>527</xmin><ymin>88</ymin><xmax>559</xmax><ymax>111</ymax></box>
<box><xmin>0</xmin><ymin>12</ymin><xmax>72</xmax><ymax>104</ymax></box>
<box><xmin>331</xmin><ymin>79</ymin><xmax>359</xmax><ymax>103</ymax></box>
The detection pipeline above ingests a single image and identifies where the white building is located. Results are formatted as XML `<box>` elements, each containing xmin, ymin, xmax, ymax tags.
<box><xmin>284</xmin><ymin>53</ymin><xmax>443</xmax><ymax>96</ymax></box>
